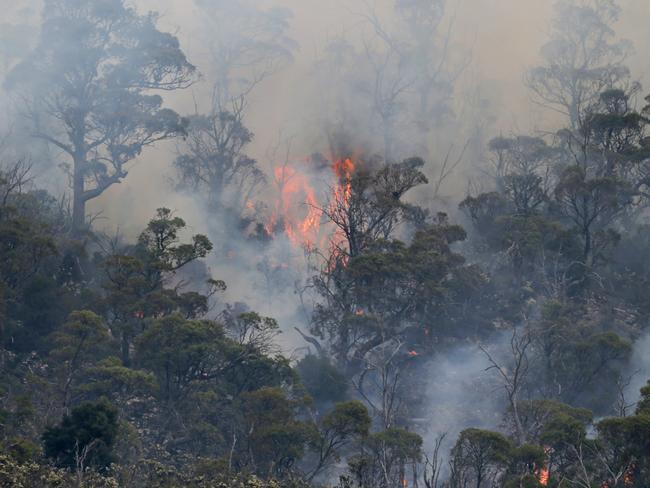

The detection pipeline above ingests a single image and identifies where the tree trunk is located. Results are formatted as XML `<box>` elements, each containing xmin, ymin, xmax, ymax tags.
<box><xmin>72</xmin><ymin>156</ymin><xmax>86</xmax><ymax>234</ymax></box>
<box><xmin>583</xmin><ymin>225</ymin><xmax>592</xmax><ymax>265</ymax></box>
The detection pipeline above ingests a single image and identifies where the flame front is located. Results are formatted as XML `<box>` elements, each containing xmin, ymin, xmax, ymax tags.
<box><xmin>268</xmin><ymin>165</ymin><xmax>321</xmax><ymax>248</ymax></box>
<box><xmin>267</xmin><ymin>156</ymin><xmax>356</xmax><ymax>258</ymax></box>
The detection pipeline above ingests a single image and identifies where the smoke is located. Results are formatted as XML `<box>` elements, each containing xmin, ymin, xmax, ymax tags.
<box><xmin>625</xmin><ymin>329</ymin><xmax>650</xmax><ymax>411</ymax></box>
<box><xmin>419</xmin><ymin>334</ymin><xmax>516</xmax><ymax>477</ymax></box>
<box><xmin>1</xmin><ymin>3</ymin><xmax>650</xmax><ymax>480</ymax></box>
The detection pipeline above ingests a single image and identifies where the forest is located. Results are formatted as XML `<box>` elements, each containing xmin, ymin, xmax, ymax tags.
<box><xmin>0</xmin><ymin>0</ymin><xmax>650</xmax><ymax>487</ymax></box>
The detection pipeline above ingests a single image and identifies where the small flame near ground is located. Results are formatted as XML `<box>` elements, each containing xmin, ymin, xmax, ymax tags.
<box><xmin>536</xmin><ymin>447</ymin><xmax>551</xmax><ymax>486</ymax></box>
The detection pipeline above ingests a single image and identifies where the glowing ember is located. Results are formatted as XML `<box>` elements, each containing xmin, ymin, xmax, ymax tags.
<box><xmin>624</xmin><ymin>464</ymin><xmax>634</xmax><ymax>486</ymax></box>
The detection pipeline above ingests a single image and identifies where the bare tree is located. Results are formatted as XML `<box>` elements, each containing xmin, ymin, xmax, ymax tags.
<box><xmin>423</xmin><ymin>433</ymin><xmax>447</xmax><ymax>488</ymax></box>
<box><xmin>74</xmin><ymin>438</ymin><xmax>100</xmax><ymax>488</ymax></box>
<box><xmin>480</xmin><ymin>328</ymin><xmax>533</xmax><ymax>446</ymax></box>
<box><xmin>174</xmin><ymin>97</ymin><xmax>266</xmax><ymax>217</ymax></box>
<box><xmin>195</xmin><ymin>0</ymin><xmax>297</xmax><ymax>108</ymax></box>
<box><xmin>0</xmin><ymin>158</ymin><xmax>33</xmax><ymax>207</ymax></box>
<box><xmin>527</xmin><ymin>0</ymin><xmax>632</xmax><ymax>129</ymax></box>
<box><xmin>614</xmin><ymin>370</ymin><xmax>639</xmax><ymax>418</ymax></box>
<box><xmin>352</xmin><ymin>336</ymin><xmax>405</xmax><ymax>429</ymax></box>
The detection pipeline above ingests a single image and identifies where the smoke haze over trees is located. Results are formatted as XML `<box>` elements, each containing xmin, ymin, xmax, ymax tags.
<box><xmin>1</xmin><ymin>0</ymin><xmax>650</xmax><ymax>487</ymax></box>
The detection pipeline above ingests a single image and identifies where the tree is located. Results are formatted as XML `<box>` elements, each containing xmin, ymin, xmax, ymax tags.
<box><xmin>307</xmin><ymin>401</ymin><xmax>371</xmax><ymax>481</ymax></box>
<box><xmin>311</xmin><ymin>157</ymin><xmax>434</xmax><ymax>364</ymax></box>
<box><xmin>173</xmin><ymin>102</ymin><xmax>265</xmax><ymax>219</ymax></box>
<box><xmin>238</xmin><ymin>387</ymin><xmax>312</xmax><ymax>478</ymax></box>
<box><xmin>317</xmin><ymin>0</ymin><xmax>464</xmax><ymax>161</ymax></box>
<box><xmin>5</xmin><ymin>0</ymin><xmax>195</xmax><ymax>232</ymax></box>
<box><xmin>295</xmin><ymin>355</ymin><xmax>348</xmax><ymax>405</ymax></box>
<box><xmin>0</xmin><ymin>164</ymin><xmax>59</xmax><ymax>350</ymax></box>
<box><xmin>49</xmin><ymin>311</ymin><xmax>109</xmax><ymax>409</ymax></box>
<box><xmin>222</xmin><ymin>310</ymin><xmax>280</xmax><ymax>356</ymax></box>
<box><xmin>480</xmin><ymin>329</ymin><xmax>533</xmax><ymax>446</ymax></box>
<box><xmin>134</xmin><ymin>315</ymin><xmax>227</xmax><ymax>404</ymax></box>
<box><xmin>193</xmin><ymin>0</ymin><xmax>297</xmax><ymax>107</ymax></box>
<box><xmin>42</xmin><ymin>399</ymin><xmax>119</xmax><ymax>471</ymax></box>
<box><xmin>321</xmin><ymin>157</ymin><xmax>428</xmax><ymax>261</ymax></box>
<box><xmin>527</xmin><ymin>0</ymin><xmax>632</xmax><ymax>129</ymax></box>
<box><xmin>102</xmin><ymin>208</ymin><xmax>215</xmax><ymax>365</ymax></box>
<box><xmin>450</xmin><ymin>428</ymin><xmax>511</xmax><ymax>488</ymax></box>
<box><xmin>359</xmin><ymin>427</ymin><xmax>423</xmax><ymax>488</ymax></box>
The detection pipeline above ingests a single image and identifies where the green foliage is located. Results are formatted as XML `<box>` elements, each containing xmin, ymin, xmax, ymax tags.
<box><xmin>102</xmin><ymin>208</ymin><xmax>216</xmax><ymax>365</ymax></box>
<box><xmin>450</xmin><ymin>428</ymin><xmax>511</xmax><ymax>488</ymax></box>
<box><xmin>636</xmin><ymin>379</ymin><xmax>650</xmax><ymax>416</ymax></box>
<box><xmin>135</xmin><ymin>315</ymin><xmax>226</xmax><ymax>402</ymax></box>
<box><xmin>6</xmin><ymin>0</ymin><xmax>196</xmax><ymax>230</ymax></box>
<box><xmin>321</xmin><ymin>401</ymin><xmax>371</xmax><ymax>440</ymax></box>
<box><xmin>42</xmin><ymin>399</ymin><xmax>119</xmax><ymax>470</ymax></box>
<box><xmin>239</xmin><ymin>387</ymin><xmax>313</xmax><ymax>477</ymax></box>
<box><xmin>296</xmin><ymin>355</ymin><xmax>348</xmax><ymax>404</ymax></box>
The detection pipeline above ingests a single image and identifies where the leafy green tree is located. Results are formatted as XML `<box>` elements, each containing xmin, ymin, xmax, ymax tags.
<box><xmin>49</xmin><ymin>311</ymin><xmax>109</xmax><ymax>409</ymax></box>
<box><xmin>5</xmin><ymin>0</ymin><xmax>196</xmax><ymax>232</ymax></box>
<box><xmin>102</xmin><ymin>208</ymin><xmax>215</xmax><ymax>365</ymax></box>
<box><xmin>135</xmin><ymin>315</ymin><xmax>226</xmax><ymax>404</ymax></box>
<box><xmin>238</xmin><ymin>387</ymin><xmax>312</xmax><ymax>478</ymax></box>
<box><xmin>590</xmin><ymin>380</ymin><xmax>650</xmax><ymax>486</ymax></box>
<box><xmin>306</xmin><ymin>401</ymin><xmax>370</xmax><ymax>480</ymax></box>
<box><xmin>296</xmin><ymin>355</ymin><xmax>348</xmax><ymax>405</ymax></box>
<box><xmin>314</xmin><ymin>212</ymin><xmax>485</xmax><ymax>365</ymax></box>
<box><xmin>0</xmin><ymin>163</ymin><xmax>61</xmax><ymax>351</ymax></box>
<box><xmin>554</xmin><ymin>164</ymin><xmax>631</xmax><ymax>266</ymax></box>
<box><xmin>504</xmin><ymin>443</ymin><xmax>546</xmax><ymax>488</ymax></box>
<box><xmin>353</xmin><ymin>427</ymin><xmax>422</xmax><ymax>488</ymax></box>
<box><xmin>78</xmin><ymin>356</ymin><xmax>156</xmax><ymax>411</ymax></box>
<box><xmin>450</xmin><ymin>428</ymin><xmax>511</xmax><ymax>488</ymax></box>
<box><xmin>223</xmin><ymin>311</ymin><xmax>280</xmax><ymax>355</ymax></box>
<box><xmin>42</xmin><ymin>399</ymin><xmax>119</xmax><ymax>470</ymax></box>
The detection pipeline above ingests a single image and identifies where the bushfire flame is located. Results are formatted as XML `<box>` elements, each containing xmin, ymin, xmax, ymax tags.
<box><xmin>266</xmin><ymin>156</ymin><xmax>356</xmax><ymax>260</ymax></box>
<box><xmin>537</xmin><ymin>447</ymin><xmax>551</xmax><ymax>486</ymax></box>
<box><xmin>538</xmin><ymin>466</ymin><xmax>549</xmax><ymax>486</ymax></box>
<box><xmin>267</xmin><ymin>165</ymin><xmax>322</xmax><ymax>248</ymax></box>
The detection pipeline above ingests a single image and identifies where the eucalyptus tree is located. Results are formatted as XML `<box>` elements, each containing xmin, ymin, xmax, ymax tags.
<box><xmin>527</xmin><ymin>0</ymin><xmax>633</xmax><ymax>129</ymax></box>
<box><xmin>5</xmin><ymin>0</ymin><xmax>196</xmax><ymax>233</ymax></box>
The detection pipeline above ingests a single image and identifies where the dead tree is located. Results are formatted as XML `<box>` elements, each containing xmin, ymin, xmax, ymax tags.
<box><xmin>480</xmin><ymin>328</ymin><xmax>532</xmax><ymax>445</ymax></box>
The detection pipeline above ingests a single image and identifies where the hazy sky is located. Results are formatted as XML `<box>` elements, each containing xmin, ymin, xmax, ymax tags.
<box><xmin>2</xmin><ymin>0</ymin><xmax>648</xmax><ymax>234</ymax></box>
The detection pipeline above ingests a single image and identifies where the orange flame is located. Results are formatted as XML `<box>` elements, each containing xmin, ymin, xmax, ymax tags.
<box><xmin>538</xmin><ymin>466</ymin><xmax>549</xmax><ymax>486</ymax></box>
<box><xmin>624</xmin><ymin>464</ymin><xmax>634</xmax><ymax>486</ymax></box>
<box><xmin>266</xmin><ymin>156</ymin><xmax>357</xmax><ymax>263</ymax></box>
<box><xmin>537</xmin><ymin>446</ymin><xmax>551</xmax><ymax>486</ymax></box>
<box><xmin>268</xmin><ymin>165</ymin><xmax>321</xmax><ymax>248</ymax></box>
<box><xmin>327</xmin><ymin>157</ymin><xmax>356</xmax><ymax>267</ymax></box>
